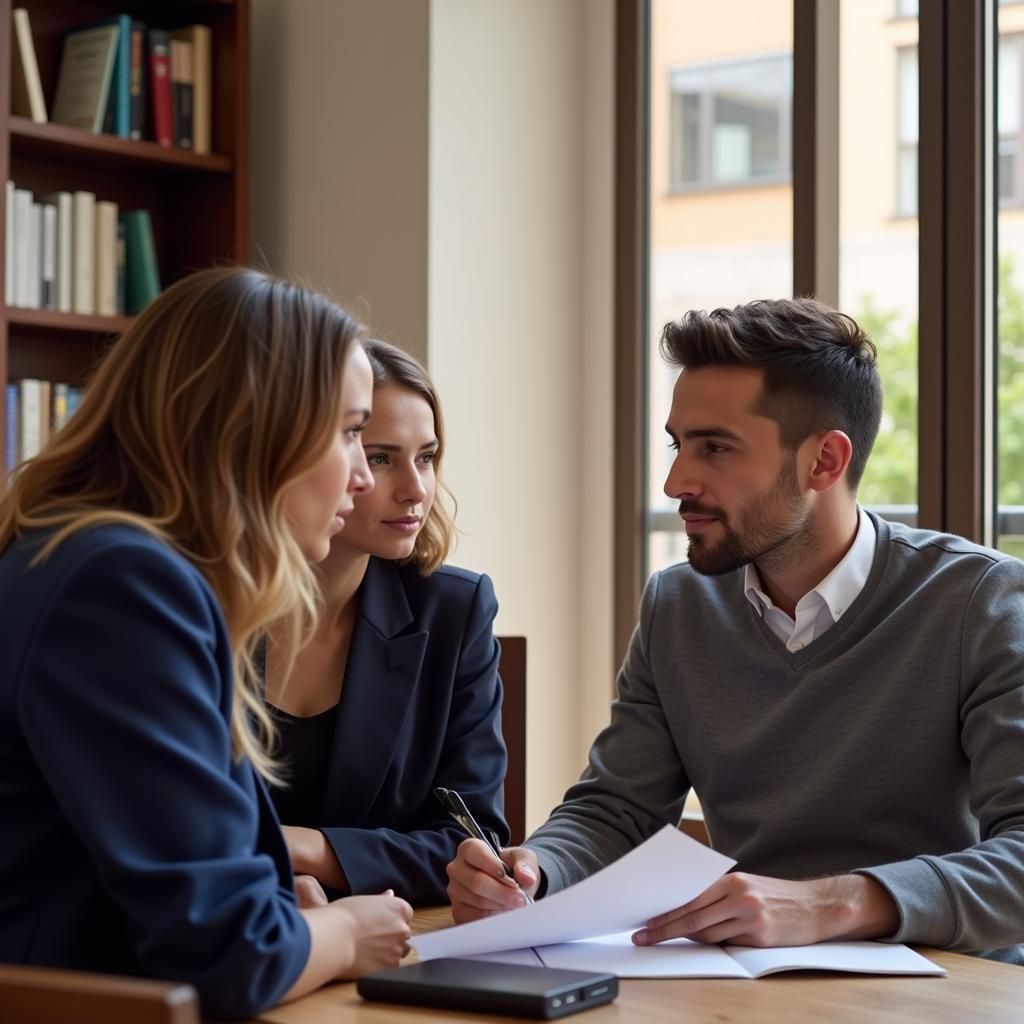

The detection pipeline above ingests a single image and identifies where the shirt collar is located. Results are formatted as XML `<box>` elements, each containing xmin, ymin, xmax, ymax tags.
<box><xmin>743</xmin><ymin>506</ymin><xmax>876</xmax><ymax>621</ymax></box>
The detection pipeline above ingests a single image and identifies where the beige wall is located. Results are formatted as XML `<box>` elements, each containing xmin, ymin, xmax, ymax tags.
<box><xmin>249</xmin><ymin>0</ymin><xmax>430</xmax><ymax>362</ymax></box>
<box><xmin>428</xmin><ymin>0</ymin><xmax>615</xmax><ymax>828</ymax></box>
<box><xmin>250</xmin><ymin>0</ymin><xmax>616</xmax><ymax>832</ymax></box>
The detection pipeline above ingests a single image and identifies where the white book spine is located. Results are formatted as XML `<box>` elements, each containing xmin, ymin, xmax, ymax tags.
<box><xmin>51</xmin><ymin>191</ymin><xmax>73</xmax><ymax>313</ymax></box>
<box><xmin>94</xmin><ymin>200</ymin><xmax>118</xmax><ymax>317</ymax></box>
<box><xmin>13</xmin><ymin>188</ymin><xmax>33</xmax><ymax>308</ymax></box>
<box><xmin>41</xmin><ymin>203</ymin><xmax>57</xmax><ymax>311</ymax></box>
<box><xmin>19</xmin><ymin>379</ymin><xmax>42</xmax><ymax>463</ymax></box>
<box><xmin>4</xmin><ymin>181</ymin><xmax>14</xmax><ymax>305</ymax></box>
<box><xmin>72</xmin><ymin>191</ymin><xmax>95</xmax><ymax>315</ymax></box>
<box><xmin>27</xmin><ymin>201</ymin><xmax>42</xmax><ymax>310</ymax></box>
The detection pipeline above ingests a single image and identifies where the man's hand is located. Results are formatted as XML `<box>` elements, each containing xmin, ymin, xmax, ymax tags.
<box><xmin>632</xmin><ymin>873</ymin><xmax>900</xmax><ymax>948</ymax></box>
<box><xmin>446</xmin><ymin>838</ymin><xmax>541</xmax><ymax>923</ymax></box>
<box><xmin>282</xmin><ymin>825</ymin><xmax>347</xmax><ymax>892</ymax></box>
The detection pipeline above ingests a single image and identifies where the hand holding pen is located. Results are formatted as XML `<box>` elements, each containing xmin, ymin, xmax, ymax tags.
<box><xmin>435</xmin><ymin>787</ymin><xmax>540</xmax><ymax>921</ymax></box>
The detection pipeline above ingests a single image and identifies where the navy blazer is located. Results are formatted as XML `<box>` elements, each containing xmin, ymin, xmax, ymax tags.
<box><xmin>271</xmin><ymin>556</ymin><xmax>509</xmax><ymax>905</ymax></box>
<box><xmin>0</xmin><ymin>526</ymin><xmax>308</xmax><ymax>1020</ymax></box>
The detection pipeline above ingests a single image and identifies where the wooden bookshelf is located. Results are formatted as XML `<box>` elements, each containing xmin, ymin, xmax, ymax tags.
<box><xmin>0</xmin><ymin>0</ymin><xmax>249</xmax><ymax>469</ymax></box>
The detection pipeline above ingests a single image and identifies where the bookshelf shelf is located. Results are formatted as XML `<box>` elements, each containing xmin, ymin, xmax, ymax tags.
<box><xmin>5</xmin><ymin>307</ymin><xmax>134</xmax><ymax>336</ymax></box>
<box><xmin>10</xmin><ymin>117</ymin><xmax>232</xmax><ymax>175</ymax></box>
<box><xmin>2</xmin><ymin>0</ymin><xmax>249</xmax><ymax>471</ymax></box>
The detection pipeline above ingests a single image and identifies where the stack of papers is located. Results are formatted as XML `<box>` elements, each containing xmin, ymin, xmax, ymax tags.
<box><xmin>411</xmin><ymin>826</ymin><xmax>945</xmax><ymax>979</ymax></box>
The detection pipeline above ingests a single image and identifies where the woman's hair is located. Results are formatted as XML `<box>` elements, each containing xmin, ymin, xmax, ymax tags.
<box><xmin>0</xmin><ymin>266</ymin><xmax>366</xmax><ymax>781</ymax></box>
<box><xmin>362</xmin><ymin>339</ymin><xmax>456</xmax><ymax>574</ymax></box>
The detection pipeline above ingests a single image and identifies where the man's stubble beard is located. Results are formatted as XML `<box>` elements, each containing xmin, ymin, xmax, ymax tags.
<box><xmin>687</xmin><ymin>453</ymin><xmax>817</xmax><ymax>577</ymax></box>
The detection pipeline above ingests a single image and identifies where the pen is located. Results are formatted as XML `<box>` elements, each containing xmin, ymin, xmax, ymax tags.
<box><xmin>434</xmin><ymin>786</ymin><xmax>534</xmax><ymax>905</ymax></box>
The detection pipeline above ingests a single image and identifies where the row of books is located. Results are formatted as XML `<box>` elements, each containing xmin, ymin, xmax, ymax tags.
<box><xmin>6</xmin><ymin>379</ymin><xmax>83</xmax><ymax>472</ymax></box>
<box><xmin>11</xmin><ymin>8</ymin><xmax>212</xmax><ymax>153</ymax></box>
<box><xmin>4</xmin><ymin>182</ymin><xmax>161</xmax><ymax>317</ymax></box>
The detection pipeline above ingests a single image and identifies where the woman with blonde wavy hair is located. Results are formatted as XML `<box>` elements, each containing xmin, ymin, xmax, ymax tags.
<box><xmin>264</xmin><ymin>338</ymin><xmax>508</xmax><ymax>906</ymax></box>
<box><xmin>0</xmin><ymin>268</ymin><xmax>412</xmax><ymax>1019</ymax></box>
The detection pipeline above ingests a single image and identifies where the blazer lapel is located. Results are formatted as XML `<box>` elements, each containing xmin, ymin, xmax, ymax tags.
<box><xmin>321</xmin><ymin>558</ymin><xmax>428</xmax><ymax>825</ymax></box>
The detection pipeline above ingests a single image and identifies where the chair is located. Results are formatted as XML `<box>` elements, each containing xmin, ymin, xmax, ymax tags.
<box><xmin>497</xmin><ymin>635</ymin><xmax>527</xmax><ymax>845</ymax></box>
<box><xmin>0</xmin><ymin>964</ymin><xmax>199</xmax><ymax>1024</ymax></box>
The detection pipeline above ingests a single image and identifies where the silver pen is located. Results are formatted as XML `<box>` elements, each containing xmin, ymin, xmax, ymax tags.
<box><xmin>434</xmin><ymin>786</ymin><xmax>534</xmax><ymax>904</ymax></box>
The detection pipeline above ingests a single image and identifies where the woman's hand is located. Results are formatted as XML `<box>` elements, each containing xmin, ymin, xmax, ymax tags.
<box><xmin>294</xmin><ymin>874</ymin><xmax>329</xmax><ymax>909</ymax></box>
<box><xmin>282</xmin><ymin>825</ymin><xmax>347</xmax><ymax>891</ymax></box>
<box><xmin>446</xmin><ymin>838</ymin><xmax>540</xmax><ymax>923</ymax></box>
<box><xmin>334</xmin><ymin>891</ymin><xmax>414</xmax><ymax>977</ymax></box>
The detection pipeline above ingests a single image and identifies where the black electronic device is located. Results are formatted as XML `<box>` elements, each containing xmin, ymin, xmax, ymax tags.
<box><xmin>357</xmin><ymin>957</ymin><xmax>618</xmax><ymax>1019</ymax></box>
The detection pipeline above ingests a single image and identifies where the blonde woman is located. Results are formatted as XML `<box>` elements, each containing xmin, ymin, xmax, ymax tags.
<box><xmin>264</xmin><ymin>340</ymin><xmax>508</xmax><ymax>906</ymax></box>
<box><xmin>0</xmin><ymin>269</ymin><xmax>412</xmax><ymax>1019</ymax></box>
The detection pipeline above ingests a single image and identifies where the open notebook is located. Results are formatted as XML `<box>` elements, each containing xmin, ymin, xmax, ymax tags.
<box><xmin>469</xmin><ymin>932</ymin><xmax>946</xmax><ymax>979</ymax></box>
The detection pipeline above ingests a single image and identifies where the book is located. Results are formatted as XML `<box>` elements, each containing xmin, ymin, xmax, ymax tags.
<box><xmin>129</xmin><ymin>20</ymin><xmax>147</xmax><ymax>141</ymax></box>
<box><xmin>27</xmin><ymin>201</ymin><xmax>41</xmax><ymax>309</ymax></box>
<box><xmin>38</xmin><ymin>380</ymin><xmax>51</xmax><ymax>448</ymax></box>
<box><xmin>11</xmin><ymin>8</ymin><xmax>47</xmax><ymax>123</ymax></box>
<box><xmin>122</xmin><ymin>209</ymin><xmax>160</xmax><ymax>314</ymax></box>
<box><xmin>53</xmin><ymin>383</ymin><xmax>70</xmax><ymax>432</ymax></box>
<box><xmin>473</xmin><ymin>933</ymin><xmax>946</xmax><ymax>980</ymax></box>
<box><xmin>95</xmin><ymin>14</ymin><xmax>132</xmax><ymax>138</ymax></box>
<box><xmin>174</xmin><ymin>25</ymin><xmax>211</xmax><ymax>154</ymax></box>
<box><xmin>4</xmin><ymin>181</ymin><xmax>14</xmax><ymax>305</ymax></box>
<box><xmin>40</xmin><ymin>203</ymin><xmax>57</xmax><ymax>310</ymax></box>
<box><xmin>148</xmin><ymin>29</ymin><xmax>173</xmax><ymax>147</ymax></box>
<box><xmin>116</xmin><ymin>218</ymin><xmax>127</xmax><ymax>315</ymax></box>
<box><xmin>18</xmin><ymin>379</ymin><xmax>41</xmax><ymax>463</ymax></box>
<box><xmin>94</xmin><ymin>200</ymin><xmax>119</xmax><ymax>316</ymax></box>
<box><xmin>42</xmin><ymin>192</ymin><xmax>73</xmax><ymax>313</ymax></box>
<box><xmin>12</xmin><ymin>188</ymin><xmax>33</xmax><ymax>308</ymax></box>
<box><xmin>72</xmin><ymin>191</ymin><xmax>96</xmax><ymax>315</ymax></box>
<box><xmin>51</xmin><ymin>25</ymin><xmax>120</xmax><ymax>134</ymax></box>
<box><xmin>170</xmin><ymin>39</ymin><xmax>194</xmax><ymax>150</ymax></box>
<box><xmin>5</xmin><ymin>384</ymin><xmax>17</xmax><ymax>473</ymax></box>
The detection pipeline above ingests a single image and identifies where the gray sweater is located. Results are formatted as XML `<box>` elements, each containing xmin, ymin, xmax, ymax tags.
<box><xmin>527</xmin><ymin>514</ymin><xmax>1024</xmax><ymax>963</ymax></box>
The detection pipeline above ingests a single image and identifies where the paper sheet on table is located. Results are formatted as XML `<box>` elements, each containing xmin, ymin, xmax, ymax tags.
<box><xmin>469</xmin><ymin>933</ymin><xmax>945</xmax><ymax>979</ymax></box>
<box><xmin>412</xmin><ymin>824</ymin><xmax>735</xmax><ymax>960</ymax></box>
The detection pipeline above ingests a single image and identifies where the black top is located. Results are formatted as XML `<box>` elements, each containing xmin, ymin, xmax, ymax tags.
<box><xmin>270</xmin><ymin>703</ymin><xmax>338</xmax><ymax>827</ymax></box>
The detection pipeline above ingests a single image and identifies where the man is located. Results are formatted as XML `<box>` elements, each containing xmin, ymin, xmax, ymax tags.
<box><xmin>447</xmin><ymin>298</ymin><xmax>1024</xmax><ymax>962</ymax></box>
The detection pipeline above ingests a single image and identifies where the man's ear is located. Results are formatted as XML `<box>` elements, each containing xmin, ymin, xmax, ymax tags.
<box><xmin>806</xmin><ymin>430</ymin><xmax>853</xmax><ymax>493</ymax></box>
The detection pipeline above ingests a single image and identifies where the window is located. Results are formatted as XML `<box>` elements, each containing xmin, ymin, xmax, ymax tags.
<box><xmin>898</xmin><ymin>34</ymin><xmax>1024</xmax><ymax>218</ymax></box>
<box><xmin>669</xmin><ymin>54</ymin><xmax>792</xmax><ymax>191</ymax></box>
<box><xmin>897</xmin><ymin>46</ymin><xmax>918</xmax><ymax>218</ymax></box>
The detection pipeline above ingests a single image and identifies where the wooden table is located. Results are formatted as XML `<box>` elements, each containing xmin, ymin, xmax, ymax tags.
<box><xmin>254</xmin><ymin>907</ymin><xmax>1024</xmax><ymax>1024</ymax></box>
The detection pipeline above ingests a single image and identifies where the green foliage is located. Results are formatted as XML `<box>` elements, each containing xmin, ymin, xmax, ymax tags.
<box><xmin>854</xmin><ymin>256</ymin><xmax>1024</xmax><ymax>525</ymax></box>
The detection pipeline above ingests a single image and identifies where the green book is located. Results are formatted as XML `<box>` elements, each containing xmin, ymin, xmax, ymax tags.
<box><xmin>121</xmin><ymin>209</ymin><xmax>160</xmax><ymax>314</ymax></box>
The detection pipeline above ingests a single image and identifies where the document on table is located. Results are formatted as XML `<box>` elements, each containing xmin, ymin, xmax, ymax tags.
<box><xmin>469</xmin><ymin>933</ymin><xmax>946</xmax><ymax>979</ymax></box>
<box><xmin>412</xmin><ymin>825</ymin><xmax>735</xmax><ymax>961</ymax></box>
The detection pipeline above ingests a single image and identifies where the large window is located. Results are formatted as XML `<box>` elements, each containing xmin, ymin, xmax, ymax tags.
<box><xmin>648</xmin><ymin>0</ymin><xmax>794</xmax><ymax>575</ymax></box>
<box><xmin>626</xmin><ymin>0</ymin><xmax>1015</xmax><ymax>624</ymax></box>
<box><xmin>669</xmin><ymin>54</ymin><xmax>792</xmax><ymax>191</ymax></box>
<box><xmin>898</xmin><ymin>34</ymin><xmax>1024</xmax><ymax>218</ymax></box>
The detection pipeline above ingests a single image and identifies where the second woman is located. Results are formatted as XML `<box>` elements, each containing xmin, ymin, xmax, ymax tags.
<box><xmin>264</xmin><ymin>340</ymin><xmax>509</xmax><ymax>905</ymax></box>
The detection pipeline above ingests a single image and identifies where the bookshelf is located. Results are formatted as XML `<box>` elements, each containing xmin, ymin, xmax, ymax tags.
<box><xmin>0</xmin><ymin>0</ymin><xmax>249</xmax><ymax>468</ymax></box>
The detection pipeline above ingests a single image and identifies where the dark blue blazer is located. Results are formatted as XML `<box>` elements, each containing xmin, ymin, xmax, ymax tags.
<box><xmin>272</xmin><ymin>556</ymin><xmax>509</xmax><ymax>905</ymax></box>
<box><xmin>0</xmin><ymin>526</ymin><xmax>309</xmax><ymax>1020</ymax></box>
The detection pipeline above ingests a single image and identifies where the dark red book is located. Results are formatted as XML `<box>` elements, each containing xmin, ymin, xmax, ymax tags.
<box><xmin>148</xmin><ymin>28</ymin><xmax>172</xmax><ymax>147</ymax></box>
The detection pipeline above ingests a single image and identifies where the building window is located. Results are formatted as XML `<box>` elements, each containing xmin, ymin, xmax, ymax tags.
<box><xmin>898</xmin><ymin>35</ymin><xmax>1024</xmax><ymax>217</ymax></box>
<box><xmin>897</xmin><ymin>46</ymin><xmax>918</xmax><ymax>217</ymax></box>
<box><xmin>669</xmin><ymin>53</ymin><xmax>792</xmax><ymax>191</ymax></box>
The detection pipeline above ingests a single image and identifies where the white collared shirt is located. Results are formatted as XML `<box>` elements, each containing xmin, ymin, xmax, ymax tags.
<box><xmin>743</xmin><ymin>506</ymin><xmax>876</xmax><ymax>653</ymax></box>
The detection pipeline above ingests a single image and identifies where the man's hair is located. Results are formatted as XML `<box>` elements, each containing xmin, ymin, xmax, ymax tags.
<box><xmin>659</xmin><ymin>297</ymin><xmax>883</xmax><ymax>490</ymax></box>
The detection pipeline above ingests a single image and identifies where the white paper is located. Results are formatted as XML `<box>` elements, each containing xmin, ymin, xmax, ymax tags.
<box><xmin>724</xmin><ymin>940</ymin><xmax>947</xmax><ymax>978</ymax></box>
<box><xmin>412</xmin><ymin>825</ymin><xmax>735</xmax><ymax>960</ymax></box>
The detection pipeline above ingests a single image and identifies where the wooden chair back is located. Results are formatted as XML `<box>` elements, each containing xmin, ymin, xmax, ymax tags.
<box><xmin>497</xmin><ymin>635</ymin><xmax>527</xmax><ymax>845</ymax></box>
<box><xmin>0</xmin><ymin>964</ymin><xmax>199</xmax><ymax>1024</ymax></box>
